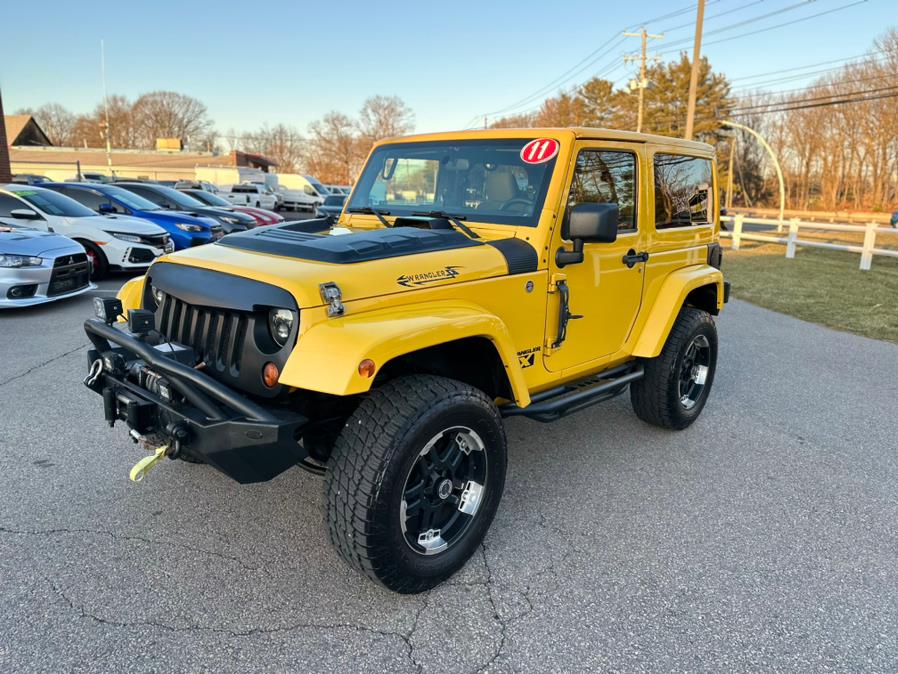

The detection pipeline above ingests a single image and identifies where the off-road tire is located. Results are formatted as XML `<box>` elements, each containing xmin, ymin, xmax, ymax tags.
<box><xmin>325</xmin><ymin>375</ymin><xmax>507</xmax><ymax>594</ymax></box>
<box><xmin>630</xmin><ymin>307</ymin><xmax>717</xmax><ymax>430</ymax></box>
<box><xmin>78</xmin><ymin>239</ymin><xmax>108</xmax><ymax>280</ymax></box>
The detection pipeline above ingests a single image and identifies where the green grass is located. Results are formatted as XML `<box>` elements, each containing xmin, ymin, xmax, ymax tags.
<box><xmin>723</xmin><ymin>242</ymin><xmax>898</xmax><ymax>344</ymax></box>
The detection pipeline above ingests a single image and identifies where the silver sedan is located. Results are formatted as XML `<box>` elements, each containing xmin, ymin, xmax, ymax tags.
<box><xmin>0</xmin><ymin>222</ymin><xmax>95</xmax><ymax>308</ymax></box>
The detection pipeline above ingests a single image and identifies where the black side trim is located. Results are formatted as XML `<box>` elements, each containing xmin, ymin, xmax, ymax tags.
<box><xmin>486</xmin><ymin>238</ymin><xmax>538</xmax><ymax>274</ymax></box>
<box><xmin>216</xmin><ymin>225</ymin><xmax>482</xmax><ymax>264</ymax></box>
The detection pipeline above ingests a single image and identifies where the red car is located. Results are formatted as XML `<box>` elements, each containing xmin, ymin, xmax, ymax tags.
<box><xmin>180</xmin><ymin>189</ymin><xmax>285</xmax><ymax>226</ymax></box>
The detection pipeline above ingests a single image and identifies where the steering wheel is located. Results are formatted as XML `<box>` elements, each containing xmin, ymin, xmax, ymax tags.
<box><xmin>500</xmin><ymin>198</ymin><xmax>533</xmax><ymax>213</ymax></box>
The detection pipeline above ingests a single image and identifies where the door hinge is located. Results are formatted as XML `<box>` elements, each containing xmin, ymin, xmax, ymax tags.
<box><xmin>546</xmin><ymin>278</ymin><xmax>582</xmax><ymax>351</ymax></box>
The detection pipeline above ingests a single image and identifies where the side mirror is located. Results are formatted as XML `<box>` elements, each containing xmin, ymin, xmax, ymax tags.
<box><xmin>98</xmin><ymin>203</ymin><xmax>115</xmax><ymax>215</ymax></box>
<box><xmin>556</xmin><ymin>203</ymin><xmax>619</xmax><ymax>267</ymax></box>
<box><xmin>10</xmin><ymin>208</ymin><xmax>40</xmax><ymax>220</ymax></box>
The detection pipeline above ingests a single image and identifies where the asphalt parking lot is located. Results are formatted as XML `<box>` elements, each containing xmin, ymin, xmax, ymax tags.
<box><xmin>1</xmin><ymin>276</ymin><xmax>897</xmax><ymax>672</ymax></box>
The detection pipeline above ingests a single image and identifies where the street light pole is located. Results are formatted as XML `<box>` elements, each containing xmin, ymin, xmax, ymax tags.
<box><xmin>101</xmin><ymin>39</ymin><xmax>113</xmax><ymax>174</ymax></box>
<box><xmin>722</xmin><ymin>120</ymin><xmax>785</xmax><ymax>225</ymax></box>
<box><xmin>684</xmin><ymin>0</ymin><xmax>706</xmax><ymax>140</ymax></box>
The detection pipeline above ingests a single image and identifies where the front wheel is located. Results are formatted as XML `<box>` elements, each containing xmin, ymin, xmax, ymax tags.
<box><xmin>324</xmin><ymin>375</ymin><xmax>507</xmax><ymax>594</ymax></box>
<box><xmin>78</xmin><ymin>240</ymin><xmax>108</xmax><ymax>280</ymax></box>
<box><xmin>630</xmin><ymin>306</ymin><xmax>718</xmax><ymax>430</ymax></box>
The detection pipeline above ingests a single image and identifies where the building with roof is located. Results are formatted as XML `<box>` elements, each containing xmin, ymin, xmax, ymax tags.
<box><xmin>4</xmin><ymin>115</ymin><xmax>277</xmax><ymax>183</ymax></box>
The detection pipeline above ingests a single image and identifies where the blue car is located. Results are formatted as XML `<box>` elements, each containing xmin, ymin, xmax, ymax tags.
<box><xmin>44</xmin><ymin>183</ymin><xmax>222</xmax><ymax>250</ymax></box>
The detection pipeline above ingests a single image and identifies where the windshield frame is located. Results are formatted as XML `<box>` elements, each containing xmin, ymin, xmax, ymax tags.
<box><xmin>347</xmin><ymin>138</ymin><xmax>558</xmax><ymax>228</ymax></box>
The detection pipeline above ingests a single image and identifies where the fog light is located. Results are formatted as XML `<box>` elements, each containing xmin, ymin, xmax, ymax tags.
<box><xmin>358</xmin><ymin>359</ymin><xmax>376</xmax><ymax>378</ymax></box>
<box><xmin>262</xmin><ymin>362</ymin><xmax>280</xmax><ymax>388</ymax></box>
<box><xmin>94</xmin><ymin>297</ymin><xmax>123</xmax><ymax>323</ymax></box>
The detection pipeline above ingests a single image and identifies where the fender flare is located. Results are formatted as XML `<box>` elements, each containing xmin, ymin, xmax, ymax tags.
<box><xmin>116</xmin><ymin>275</ymin><xmax>146</xmax><ymax>317</ymax></box>
<box><xmin>279</xmin><ymin>300</ymin><xmax>531</xmax><ymax>406</ymax></box>
<box><xmin>632</xmin><ymin>265</ymin><xmax>724</xmax><ymax>358</ymax></box>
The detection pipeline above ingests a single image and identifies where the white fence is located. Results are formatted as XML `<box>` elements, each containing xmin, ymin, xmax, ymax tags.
<box><xmin>720</xmin><ymin>214</ymin><xmax>898</xmax><ymax>271</ymax></box>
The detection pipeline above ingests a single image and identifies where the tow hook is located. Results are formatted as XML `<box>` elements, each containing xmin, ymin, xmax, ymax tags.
<box><xmin>129</xmin><ymin>444</ymin><xmax>171</xmax><ymax>483</ymax></box>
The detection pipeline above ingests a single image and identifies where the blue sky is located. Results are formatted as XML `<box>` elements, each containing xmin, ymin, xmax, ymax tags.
<box><xmin>0</xmin><ymin>0</ymin><xmax>893</xmax><ymax>138</ymax></box>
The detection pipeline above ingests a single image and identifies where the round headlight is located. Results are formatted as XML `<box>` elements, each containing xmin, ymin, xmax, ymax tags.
<box><xmin>152</xmin><ymin>286</ymin><xmax>165</xmax><ymax>307</ymax></box>
<box><xmin>268</xmin><ymin>309</ymin><xmax>295</xmax><ymax>346</ymax></box>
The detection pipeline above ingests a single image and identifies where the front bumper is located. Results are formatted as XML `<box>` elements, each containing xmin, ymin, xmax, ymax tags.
<box><xmin>83</xmin><ymin>318</ymin><xmax>308</xmax><ymax>483</ymax></box>
<box><xmin>0</xmin><ymin>260</ymin><xmax>94</xmax><ymax>308</ymax></box>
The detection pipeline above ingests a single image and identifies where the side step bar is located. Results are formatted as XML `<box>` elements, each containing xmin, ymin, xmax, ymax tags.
<box><xmin>501</xmin><ymin>363</ymin><xmax>644</xmax><ymax>423</ymax></box>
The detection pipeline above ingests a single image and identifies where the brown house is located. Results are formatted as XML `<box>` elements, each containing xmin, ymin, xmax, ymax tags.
<box><xmin>3</xmin><ymin>114</ymin><xmax>53</xmax><ymax>147</ymax></box>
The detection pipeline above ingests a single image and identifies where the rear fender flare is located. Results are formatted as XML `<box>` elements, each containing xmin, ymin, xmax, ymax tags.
<box><xmin>632</xmin><ymin>266</ymin><xmax>724</xmax><ymax>358</ymax></box>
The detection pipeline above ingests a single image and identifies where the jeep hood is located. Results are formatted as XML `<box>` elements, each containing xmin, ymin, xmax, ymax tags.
<box><xmin>154</xmin><ymin>225</ymin><xmax>537</xmax><ymax>308</ymax></box>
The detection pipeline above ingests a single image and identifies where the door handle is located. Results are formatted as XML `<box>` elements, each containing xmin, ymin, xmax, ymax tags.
<box><xmin>622</xmin><ymin>249</ymin><xmax>649</xmax><ymax>268</ymax></box>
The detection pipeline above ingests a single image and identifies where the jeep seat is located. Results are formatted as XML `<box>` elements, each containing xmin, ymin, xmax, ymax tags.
<box><xmin>480</xmin><ymin>171</ymin><xmax>519</xmax><ymax>211</ymax></box>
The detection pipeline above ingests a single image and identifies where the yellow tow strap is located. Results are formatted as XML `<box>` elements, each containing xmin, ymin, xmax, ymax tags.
<box><xmin>129</xmin><ymin>444</ymin><xmax>170</xmax><ymax>483</ymax></box>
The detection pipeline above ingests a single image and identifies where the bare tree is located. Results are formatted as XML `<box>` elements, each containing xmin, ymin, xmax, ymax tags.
<box><xmin>306</xmin><ymin>112</ymin><xmax>362</xmax><ymax>184</ymax></box>
<box><xmin>15</xmin><ymin>103</ymin><xmax>78</xmax><ymax>146</ymax></box>
<box><xmin>241</xmin><ymin>124</ymin><xmax>305</xmax><ymax>172</ymax></box>
<box><xmin>131</xmin><ymin>91</ymin><xmax>213</xmax><ymax>149</ymax></box>
<box><xmin>356</xmin><ymin>95</ymin><xmax>414</xmax><ymax>146</ymax></box>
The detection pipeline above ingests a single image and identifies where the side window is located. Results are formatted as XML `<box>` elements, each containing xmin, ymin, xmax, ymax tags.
<box><xmin>653</xmin><ymin>154</ymin><xmax>713</xmax><ymax>229</ymax></box>
<box><xmin>65</xmin><ymin>189</ymin><xmax>106</xmax><ymax>212</ymax></box>
<box><xmin>0</xmin><ymin>194</ymin><xmax>25</xmax><ymax>216</ymax></box>
<box><xmin>567</xmin><ymin>150</ymin><xmax>637</xmax><ymax>232</ymax></box>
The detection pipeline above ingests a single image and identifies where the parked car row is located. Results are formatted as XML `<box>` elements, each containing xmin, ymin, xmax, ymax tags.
<box><xmin>0</xmin><ymin>173</ymin><xmax>305</xmax><ymax>309</ymax></box>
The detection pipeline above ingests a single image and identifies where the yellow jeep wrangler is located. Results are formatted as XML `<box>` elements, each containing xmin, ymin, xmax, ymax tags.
<box><xmin>83</xmin><ymin>128</ymin><xmax>728</xmax><ymax>593</ymax></box>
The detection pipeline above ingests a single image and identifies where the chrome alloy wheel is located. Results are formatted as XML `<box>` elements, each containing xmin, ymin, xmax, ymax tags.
<box><xmin>400</xmin><ymin>427</ymin><xmax>488</xmax><ymax>556</ymax></box>
<box><xmin>678</xmin><ymin>334</ymin><xmax>711</xmax><ymax>410</ymax></box>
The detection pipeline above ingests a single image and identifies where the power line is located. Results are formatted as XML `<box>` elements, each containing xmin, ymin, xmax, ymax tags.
<box><xmin>729</xmin><ymin>48</ymin><xmax>890</xmax><ymax>81</ymax></box>
<box><xmin>684</xmin><ymin>0</ymin><xmax>869</xmax><ymax>53</ymax></box>
<box><xmin>735</xmin><ymin>89</ymin><xmax>898</xmax><ymax>115</ymax></box>
<box><xmin>731</xmin><ymin>84</ymin><xmax>898</xmax><ymax>112</ymax></box>
<box><xmin>659</xmin><ymin>0</ymin><xmax>766</xmax><ymax>33</ymax></box>
<box><xmin>470</xmin><ymin>1</ymin><xmax>717</xmax><ymax>125</ymax></box>
<box><xmin>731</xmin><ymin>56</ymin><xmax>891</xmax><ymax>92</ymax></box>
<box><xmin>733</xmin><ymin>70</ymin><xmax>896</xmax><ymax>98</ymax></box>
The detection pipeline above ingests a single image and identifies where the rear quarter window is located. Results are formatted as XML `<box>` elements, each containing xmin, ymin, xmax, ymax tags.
<box><xmin>653</xmin><ymin>154</ymin><xmax>713</xmax><ymax>229</ymax></box>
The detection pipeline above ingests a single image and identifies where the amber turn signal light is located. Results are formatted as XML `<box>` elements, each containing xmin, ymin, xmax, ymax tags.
<box><xmin>358</xmin><ymin>359</ymin><xmax>376</xmax><ymax>378</ymax></box>
<box><xmin>262</xmin><ymin>362</ymin><xmax>280</xmax><ymax>388</ymax></box>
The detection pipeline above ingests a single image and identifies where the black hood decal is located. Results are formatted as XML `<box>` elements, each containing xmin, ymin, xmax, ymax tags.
<box><xmin>217</xmin><ymin>224</ymin><xmax>481</xmax><ymax>264</ymax></box>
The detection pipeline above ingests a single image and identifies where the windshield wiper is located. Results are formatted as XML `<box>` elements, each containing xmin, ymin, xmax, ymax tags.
<box><xmin>411</xmin><ymin>210</ymin><xmax>480</xmax><ymax>239</ymax></box>
<box><xmin>347</xmin><ymin>206</ymin><xmax>392</xmax><ymax>227</ymax></box>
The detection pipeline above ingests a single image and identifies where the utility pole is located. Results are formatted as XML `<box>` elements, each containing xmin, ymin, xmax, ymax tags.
<box><xmin>100</xmin><ymin>39</ymin><xmax>113</xmax><ymax>173</ymax></box>
<box><xmin>684</xmin><ymin>0</ymin><xmax>706</xmax><ymax>140</ymax></box>
<box><xmin>624</xmin><ymin>29</ymin><xmax>663</xmax><ymax>134</ymax></box>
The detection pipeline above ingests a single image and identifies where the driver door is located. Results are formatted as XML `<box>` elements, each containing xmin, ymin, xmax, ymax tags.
<box><xmin>543</xmin><ymin>142</ymin><xmax>648</xmax><ymax>372</ymax></box>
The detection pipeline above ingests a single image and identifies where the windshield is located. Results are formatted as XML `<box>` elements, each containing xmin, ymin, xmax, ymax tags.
<box><xmin>324</xmin><ymin>195</ymin><xmax>346</xmax><ymax>206</ymax></box>
<box><xmin>306</xmin><ymin>177</ymin><xmax>329</xmax><ymax>194</ymax></box>
<box><xmin>187</xmin><ymin>190</ymin><xmax>230</xmax><ymax>207</ymax></box>
<box><xmin>14</xmin><ymin>189</ymin><xmax>98</xmax><ymax>218</ymax></box>
<box><xmin>101</xmin><ymin>185</ymin><xmax>161</xmax><ymax>211</ymax></box>
<box><xmin>142</xmin><ymin>185</ymin><xmax>206</xmax><ymax>210</ymax></box>
<box><xmin>347</xmin><ymin>139</ymin><xmax>557</xmax><ymax>227</ymax></box>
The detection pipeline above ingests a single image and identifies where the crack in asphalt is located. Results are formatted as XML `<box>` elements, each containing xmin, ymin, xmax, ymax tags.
<box><xmin>0</xmin><ymin>344</ymin><xmax>88</xmax><ymax>388</ymax></box>
<box><xmin>0</xmin><ymin>526</ymin><xmax>262</xmax><ymax>572</ymax></box>
<box><xmin>44</xmin><ymin>574</ymin><xmax>419</xmax><ymax>661</ymax></box>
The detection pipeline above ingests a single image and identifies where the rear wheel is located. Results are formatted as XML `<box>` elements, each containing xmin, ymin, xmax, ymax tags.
<box><xmin>78</xmin><ymin>240</ymin><xmax>107</xmax><ymax>280</ymax></box>
<box><xmin>630</xmin><ymin>307</ymin><xmax>718</xmax><ymax>430</ymax></box>
<box><xmin>325</xmin><ymin>375</ymin><xmax>506</xmax><ymax>594</ymax></box>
